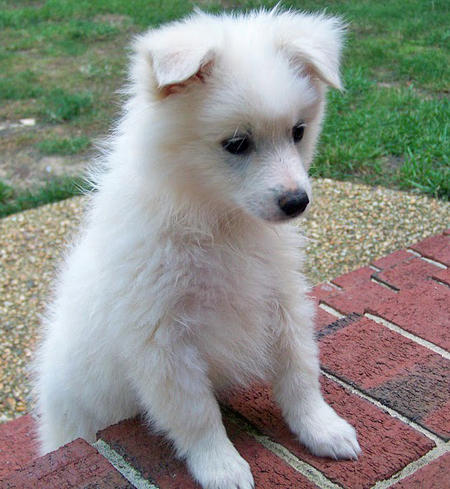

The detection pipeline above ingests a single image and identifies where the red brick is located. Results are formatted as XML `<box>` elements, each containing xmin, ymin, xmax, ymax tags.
<box><xmin>221</xmin><ymin>379</ymin><xmax>434</xmax><ymax>489</ymax></box>
<box><xmin>320</xmin><ymin>282</ymin><xmax>395</xmax><ymax>315</ymax></box>
<box><xmin>432</xmin><ymin>267</ymin><xmax>450</xmax><ymax>286</ymax></box>
<box><xmin>319</xmin><ymin>317</ymin><xmax>450</xmax><ymax>438</ymax></box>
<box><xmin>391</xmin><ymin>452</ymin><xmax>450</xmax><ymax>488</ymax></box>
<box><xmin>371</xmin><ymin>249</ymin><xmax>413</xmax><ymax>270</ymax></box>
<box><xmin>310</xmin><ymin>282</ymin><xmax>341</xmax><ymax>303</ymax></box>
<box><xmin>100</xmin><ymin>417</ymin><xmax>199</xmax><ymax>489</ymax></box>
<box><xmin>312</xmin><ymin>267</ymin><xmax>398</xmax><ymax>316</ymax></box>
<box><xmin>98</xmin><ymin>416</ymin><xmax>320</xmax><ymax>489</ymax></box>
<box><xmin>315</xmin><ymin>307</ymin><xmax>337</xmax><ymax>330</ymax></box>
<box><xmin>224</xmin><ymin>421</ymin><xmax>320</xmax><ymax>489</ymax></box>
<box><xmin>410</xmin><ymin>233</ymin><xmax>450</xmax><ymax>266</ymax></box>
<box><xmin>319</xmin><ymin>317</ymin><xmax>438</xmax><ymax>389</ymax></box>
<box><xmin>367</xmin><ymin>356</ymin><xmax>450</xmax><ymax>440</ymax></box>
<box><xmin>368</xmin><ymin>281</ymin><xmax>450</xmax><ymax>350</ymax></box>
<box><xmin>331</xmin><ymin>266</ymin><xmax>374</xmax><ymax>288</ymax></box>
<box><xmin>2</xmin><ymin>438</ymin><xmax>133</xmax><ymax>488</ymax></box>
<box><xmin>423</xmin><ymin>401</ymin><xmax>450</xmax><ymax>439</ymax></box>
<box><xmin>374</xmin><ymin>257</ymin><xmax>441</xmax><ymax>290</ymax></box>
<box><xmin>316</xmin><ymin>313</ymin><xmax>361</xmax><ymax>339</ymax></box>
<box><xmin>0</xmin><ymin>415</ymin><xmax>39</xmax><ymax>479</ymax></box>
<box><xmin>308</xmin><ymin>287</ymin><xmax>338</xmax><ymax>330</ymax></box>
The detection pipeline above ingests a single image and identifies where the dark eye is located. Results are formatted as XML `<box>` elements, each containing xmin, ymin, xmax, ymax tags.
<box><xmin>292</xmin><ymin>123</ymin><xmax>305</xmax><ymax>143</ymax></box>
<box><xmin>221</xmin><ymin>135</ymin><xmax>252</xmax><ymax>155</ymax></box>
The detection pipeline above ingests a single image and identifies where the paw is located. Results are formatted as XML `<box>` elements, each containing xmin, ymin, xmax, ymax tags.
<box><xmin>293</xmin><ymin>401</ymin><xmax>361</xmax><ymax>460</ymax></box>
<box><xmin>187</xmin><ymin>440</ymin><xmax>254</xmax><ymax>489</ymax></box>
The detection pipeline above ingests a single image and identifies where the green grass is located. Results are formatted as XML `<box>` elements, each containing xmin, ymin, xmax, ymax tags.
<box><xmin>37</xmin><ymin>136</ymin><xmax>91</xmax><ymax>155</ymax></box>
<box><xmin>0</xmin><ymin>176</ymin><xmax>89</xmax><ymax>218</ymax></box>
<box><xmin>40</xmin><ymin>89</ymin><xmax>93</xmax><ymax>122</ymax></box>
<box><xmin>0</xmin><ymin>0</ymin><xmax>448</xmax><ymax>218</ymax></box>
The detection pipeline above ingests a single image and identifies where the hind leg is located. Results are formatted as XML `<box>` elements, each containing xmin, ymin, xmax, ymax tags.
<box><xmin>36</xmin><ymin>375</ymin><xmax>98</xmax><ymax>454</ymax></box>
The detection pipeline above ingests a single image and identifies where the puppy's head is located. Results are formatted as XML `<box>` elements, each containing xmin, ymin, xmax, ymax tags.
<box><xmin>131</xmin><ymin>9</ymin><xmax>345</xmax><ymax>222</ymax></box>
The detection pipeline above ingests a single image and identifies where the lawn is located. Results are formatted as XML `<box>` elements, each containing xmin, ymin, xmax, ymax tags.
<box><xmin>0</xmin><ymin>0</ymin><xmax>448</xmax><ymax>217</ymax></box>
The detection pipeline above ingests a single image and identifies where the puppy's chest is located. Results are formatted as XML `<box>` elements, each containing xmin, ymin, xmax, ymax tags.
<box><xmin>174</xmin><ymin>245</ymin><xmax>287</xmax><ymax>377</ymax></box>
<box><xmin>180</xmin><ymin>246</ymin><xmax>283</xmax><ymax>322</ymax></box>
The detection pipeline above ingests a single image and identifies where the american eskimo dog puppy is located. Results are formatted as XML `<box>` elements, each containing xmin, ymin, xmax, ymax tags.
<box><xmin>35</xmin><ymin>9</ymin><xmax>360</xmax><ymax>489</ymax></box>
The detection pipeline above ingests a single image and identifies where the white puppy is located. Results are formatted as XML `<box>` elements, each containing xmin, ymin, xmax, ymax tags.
<box><xmin>35</xmin><ymin>9</ymin><xmax>360</xmax><ymax>489</ymax></box>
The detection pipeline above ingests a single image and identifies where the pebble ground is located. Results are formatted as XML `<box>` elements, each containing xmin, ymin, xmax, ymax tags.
<box><xmin>0</xmin><ymin>179</ymin><xmax>448</xmax><ymax>420</ymax></box>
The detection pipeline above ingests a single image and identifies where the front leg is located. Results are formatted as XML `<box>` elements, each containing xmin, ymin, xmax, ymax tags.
<box><xmin>272</xmin><ymin>300</ymin><xmax>361</xmax><ymax>460</ymax></box>
<box><xmin>126</xmin><ymin>332</ymin><xmax>254</xmax><ymax>489</ymax></box>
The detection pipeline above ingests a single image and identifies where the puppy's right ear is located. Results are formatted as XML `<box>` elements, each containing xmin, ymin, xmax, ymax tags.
<box><xmin>133</xmin><ymin>24</ymin><xmax>216</xmax><ymax>98</ymax></box>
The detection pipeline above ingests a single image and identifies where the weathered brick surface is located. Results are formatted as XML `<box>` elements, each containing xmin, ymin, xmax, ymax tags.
<box><xmin>99</xmin><ymin>417</ymin><xmax>199</xmax><ymax>489</ymax></box>
<box><xmin>320</xmin><ymin>281</ymin><xmax>395</xmax><ymax>315</ymax></box>
<box><xmin>373</xmin><ymin>257</ymin><xmax>440</xmax><ymax>290</ymax></box>
<box><xmin>221</xmin><ymin>379</ymin><xmax>434</xmax><ymax>489</ymax></box>
<box><xmin>391</xmin><ymin>452</ymin><xmax>450</xmax><ymax>488</ymax></box>
<box><xmin>2</xmin><ymin>438</ymin><xmax>133</xmax><ymax>488</ymax></box>
<box><xmin>423</xmin><ymin>401</ymin><xmax>450</xmax><ymax>440</ymax></box>
<box><xmin>367</xmin><ymin>281</ymin><xmax>450</xmax><ymax>350</ymax></box>
<box><xmin>410</xmin><ymin>233</ymin><xmax>450</xmax><ymax>266</ymax></box>
<box><xmin>331</xmin><ymin>266</ymin><xmax>374</xmax><ymax>289</ymax></box>
<box><xmin>310</xmin><ymin>282</ymin><xmax>341</xmax><ymax>303</ymax></box>
<box><xmin>432</xmin><ymin>266</ymin><xmax>450</xmax><ymax>286</ymax></box>
<box><xmin>311</xmin><ymin>266</ymin><xmax>396</xmax><ymax>315</ymax></box>
<box><xmin>371</xmin><ymin>249</ymin><xmax>413</xmax><ymax>269</ymax></box>
<box><xmin>0</xmin><ymin>415</ymin><xmax>38</xmax><ymax>480</ymax></box>
<box><xmin>98</xmin><ymin>417</ymin><xmax>319</xmax><ymax>489</ymax></box>
<box><xmin>319</xmin><ymin>317</ymin><xmax>450</xmax><ymax>439</ymax></box>
<box><xmin>315</xmin><ymin>307</ymin><xmax>337</xmax><ymax>331</ymax></box>
<box><xmin>316</xmin><ymin>313</ymin><xmax>361</xmax><ymax>340</ymax></box>
<box><xmin>308</xmin><ymin>287</ymin><xmax>338</xmax><ymax>330</ymax></box>
<box><xmin>368</xmin><ymin>356</ymin><xmax>450</xmax><ymax>440</ymax></box>
<box><xmin>320</xmin><ymin>317</ymin><xmax>438</xmax><ymax>388</ymax></box>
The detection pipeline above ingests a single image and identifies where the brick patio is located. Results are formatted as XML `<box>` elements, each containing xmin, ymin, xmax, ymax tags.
<box><xmin>1</xmin><ymin>232</ymin><xmax>449</xmax><ymax>488</ymax></box>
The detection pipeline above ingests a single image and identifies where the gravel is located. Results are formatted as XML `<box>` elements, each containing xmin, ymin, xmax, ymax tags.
<box><xmin>0</xmin><ymin>179</ymin><xmax>449</xmax><ymax>420</ymax></box>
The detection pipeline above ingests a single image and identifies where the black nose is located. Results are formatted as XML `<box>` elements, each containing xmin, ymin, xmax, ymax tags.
<box><xmin>278</xmin><ymin>190</ymin><xmax>309</xmax><ymax>218</ymax></box>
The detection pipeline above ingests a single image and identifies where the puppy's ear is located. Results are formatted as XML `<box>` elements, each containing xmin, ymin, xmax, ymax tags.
<box><xmin>276</xmin><ymin>13</ymin><xmax>345</xmax><ymax>90</ymax></box>
<box><xmin>150</xmin><ymin>46</ymin><xmax>215</xmax><ymax>96</ymax></box>
<box><xmin>134</xmin><ymin>22</ymin><xmax>216</xmax><ymax>98</ymax></box>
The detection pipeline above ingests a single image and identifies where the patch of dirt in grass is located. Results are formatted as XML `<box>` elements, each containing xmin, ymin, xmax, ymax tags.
<box><xmin>94</xmin><ymin>14</ymin><xmax>133</xmax><ymax>28</ymax></box>
<box><xmin>0</xmin><ymin>122</ymin><xmax>90</xmax><ymax>189</ymax></box>
<box><xmin>0</xmin><ymin>148</ymin><xmax>89</xmax><ymax>189</ymax></box>
<box><xmin>382</xmin><ymin>155</ymin><xmax>404</xmax><ymax>172</ymax></box>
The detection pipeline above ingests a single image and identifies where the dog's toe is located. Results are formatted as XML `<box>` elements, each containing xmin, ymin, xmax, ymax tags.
<box><xmin>187</xmin><ymin>441</ymin><xmax>254</xmax><ymax>489</ymax></box>
<box><xmin>291</xmin><ymin>400</ymin><xmax>361</xmax><ymax>460</ymax></box>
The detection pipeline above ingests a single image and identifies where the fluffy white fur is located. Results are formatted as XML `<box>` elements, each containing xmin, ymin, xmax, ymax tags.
<box><xmin>35</xmin><ymin>9</ymin><xmax>360</xmax><ymax>489</ymax></box>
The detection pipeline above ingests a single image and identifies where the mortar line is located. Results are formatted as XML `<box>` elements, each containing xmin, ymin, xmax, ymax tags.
<box><xmin>223</xmin><ymin>407</ymin><xmax>343</xmax><ymax>489</ymax></box>
<box><xmin>370</xmin><ymin>442</ymin><xmax>449</xmax><ymax>489</ymax></box>
<box><xmin>365</xmin><ymin>313</ymin><xmax>450</xmax><ymax>359</ymax></box>
<box><xmin>93</xmin><ymin>439</ymin><xmax>159</xmax><ymax>489</ymax></box>
<box><xmin>318</xmin><ymin>303</ymin><xmax>344</xmax><ymax>318</ymax></box>
<box><xmin>254</xmin><ymin>435</ymin><xmax>344</xmax><ymax>489</ymax></box>
<box><xmin>406</xmin><ymin>249</ymin><xmax>421</xmax><ymax>257</ymax></box>
<box><xmin>317</xmin><ymin>298</ymin><xmax>449</xmax><ymax>359</ymax></box>
<box><xmin>431</xmin><ymin>277</ymin><xmax>450</xmax><ymax>288</ymax></box>
<box><xmin>406</xmin><ymin>247</ymin><xmax>448</xmax><ymax>269</ymax></box>
<box><xmin>321</xmin><ymin>370</ymin><xmax>443</xmax><ymax>445</ymax></box>
<box><xmin>419</xmin><ymin>256</ymin><xmax>447</xmax><ymax>269</ymax></box>
<box><xmin>370</xmin><ymin>276</ymin><xmax>399</xmax><ymax>291</ymax></box>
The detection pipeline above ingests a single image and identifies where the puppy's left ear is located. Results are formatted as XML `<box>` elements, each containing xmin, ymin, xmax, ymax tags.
<box><xmin>276</xmin><ymin>13</ymin><xmax>346</xmax><ymax>90</ymax></box>
<box><xmin>134</xmin><ymin>19</ymin><xmax>217</xmax><ymax>98</ymax></box>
